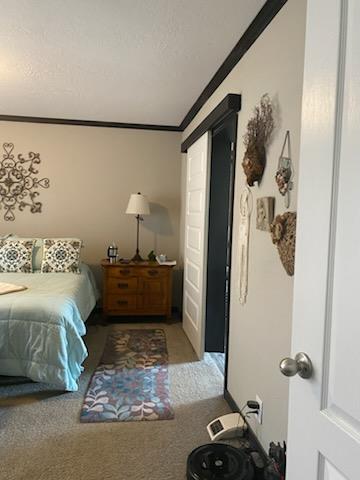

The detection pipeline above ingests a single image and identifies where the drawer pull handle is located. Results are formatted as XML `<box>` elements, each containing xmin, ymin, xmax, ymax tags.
<box><xmin>120</xmin><ymin>269</ymin><xmax>130</xmax><ymax>275</ymax></box>
<box><xmin>118</xmin><ymin>283</ymin><xmax>128</xmax><ymax>289</ymax></box>
<box><xmin>148</xmin><ymin>269</ymin><xmax>158</xmax><ymax>276</ymax></box>
<box><xmin>117</xmin><ymin>300</ymin><xmax>128</xmax><ymax>306</ymax></box>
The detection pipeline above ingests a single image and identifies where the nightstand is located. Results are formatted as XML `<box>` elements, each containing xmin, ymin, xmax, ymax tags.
<box><xmin>101</xmin><ymin>260</ymin><xmax>174</xmax><ymax>320</ymax></box>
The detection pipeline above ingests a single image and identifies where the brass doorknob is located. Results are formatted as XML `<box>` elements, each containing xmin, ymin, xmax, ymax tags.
<box><xmin>279</xmin><ymin>352</ymin><xmax>313</xmax><ymax>379</ymax></box>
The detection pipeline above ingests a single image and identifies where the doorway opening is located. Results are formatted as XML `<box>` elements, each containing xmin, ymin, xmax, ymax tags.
<box><xmin>205</xmin><ymin>113</ymin><xmax>237</xmax><ymax>382</ymax></box>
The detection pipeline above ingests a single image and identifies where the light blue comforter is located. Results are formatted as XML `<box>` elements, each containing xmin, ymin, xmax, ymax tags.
<box><xmin>0</xmin><ymin>264</ymin><xmax>98</xmax><ymax>391</ymax></box>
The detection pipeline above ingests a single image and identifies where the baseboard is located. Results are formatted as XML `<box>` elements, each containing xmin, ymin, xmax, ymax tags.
<box><xmin>224</xmin><ymin>388</ymin><xmax>268</xmax><ymax>461</ymax></box>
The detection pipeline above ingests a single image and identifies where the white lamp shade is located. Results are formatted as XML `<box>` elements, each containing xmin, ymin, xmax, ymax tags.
<box><xmin>126</xmin><ymin>193</ymin><xmax>150</xmax><ymax>215</ymax></box>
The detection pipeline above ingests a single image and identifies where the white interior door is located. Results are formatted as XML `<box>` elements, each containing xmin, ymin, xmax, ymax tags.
<box><xmin>183</xmin><ymin>132</ymin><xmax>211</xmax><ymax>358</ymax></box>
<box><xmin>286</xmin><ymin>1</ymin><xmax>360</xmax><ymax>478</ymax></box>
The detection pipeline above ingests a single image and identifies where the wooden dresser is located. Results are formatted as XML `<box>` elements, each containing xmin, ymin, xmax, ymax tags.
<box><xmin>101</xmin><ymin>260</ymin><xmax>174</xmax><ymax>319</ymax></box>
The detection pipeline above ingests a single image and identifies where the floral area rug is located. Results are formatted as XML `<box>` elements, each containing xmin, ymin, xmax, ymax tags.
<box><xmin>80</xmin><ymin>328</ymin><xmax>174</xmax><ymax>422</ymax></box>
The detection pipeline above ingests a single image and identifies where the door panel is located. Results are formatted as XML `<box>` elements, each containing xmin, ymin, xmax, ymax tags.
<box><xmin>286</xmin><ymin>0</ymin><xmax>360</xmax><ymax>478</ymax></box>
<box><xmin>323</xmin><ymin>459</ymin><xmax>348</xmax><ymax>480</ymax></box>
<box><xmin>182</xmin><ymin>132</ymin><xmax>211</xmax><ymax>358</ymax></box>
<box><xmin>186</xmin><ymin>259</ymin><xmax>200</xmax><ymax>290</ymax></box>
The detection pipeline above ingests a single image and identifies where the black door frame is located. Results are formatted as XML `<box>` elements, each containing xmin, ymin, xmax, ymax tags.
<box><xmin>181</xmin><ymin>94</ymin><xmax>241</xmax><ymax>392</ymax></box>
<box><xmin>181</xmin><ymin>94</ymin><xmax>241</xmax><ymax>153</ymax></box>
<box><xmin>205</xmin><ymin>115</ymin><xmax>237</xmax><ymax>352</ymax></box>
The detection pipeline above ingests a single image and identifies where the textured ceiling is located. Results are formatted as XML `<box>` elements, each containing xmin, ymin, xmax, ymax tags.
<box><xmin>0</xmin><ymin>0</ymin><xmax>266</xmax><ymax>125</ymax></box>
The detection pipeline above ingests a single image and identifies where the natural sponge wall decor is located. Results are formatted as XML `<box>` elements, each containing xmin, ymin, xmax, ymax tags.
<box><xmin>242</xmin><ymin>94</ymin><xmax>274</xmax><ymax>186</ymax></box>
<box><xmin>0</xmin><ymin>142</ymin><xmax>50</xmax><ymax>221</ymax></box>
<box><xmin>270</xmin><ymin>211</ymin><xmax>296</xmax><ymax>276</ymax></box>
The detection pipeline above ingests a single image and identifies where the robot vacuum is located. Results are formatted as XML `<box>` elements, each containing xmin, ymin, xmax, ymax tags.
<box><xmin>187</xmin><ymin>443</ymin><xmax>254</xmax><ymax>480</ymax></box>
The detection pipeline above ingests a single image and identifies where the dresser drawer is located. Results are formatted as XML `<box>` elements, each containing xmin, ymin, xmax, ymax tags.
<box><xmin>107</xmin><ymin>267</ymin><xmax>135</xmax><ymax>278</ymax></box>
<box><xmin>107</xmin><ymin>277</ymin><xmax>138</xmax><ymax>293</ymax></box>
<box><xmin>139</xmin><ymin>268</ymin><xmax>168</xmax><ymax>278</ymax></box>
<box><xmin>107</xmin><ymin>294</ymin><xmax>137</xmax><ymax>311</ymax></box>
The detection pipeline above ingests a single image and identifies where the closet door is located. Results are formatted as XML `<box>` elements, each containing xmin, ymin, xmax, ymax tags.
<box><xmin>286</xmin><ymin>0</ymin><xmax>360</xmax><ymax>477</ymax></box>
<box><xmin>182</xmin><ymin>132</ymin><xmax>211</xmax><ymax>358</ymax></box>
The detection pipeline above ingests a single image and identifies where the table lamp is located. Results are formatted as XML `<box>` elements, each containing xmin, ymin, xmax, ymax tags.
<box><xmin>126</xmin><ymin>192</ymin><xmax>150</xmax><ymax>261</ymax></box>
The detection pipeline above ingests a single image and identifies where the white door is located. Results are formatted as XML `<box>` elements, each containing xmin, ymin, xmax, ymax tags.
<box><xmin>183</xmin><ymin>132</ymin><xmax>211</xmax><ymax>358</ymax></box>
<box><xmin>285</xmin><ymin>1</ymin><xmax>360</xmax><ymax>478</ymax></box>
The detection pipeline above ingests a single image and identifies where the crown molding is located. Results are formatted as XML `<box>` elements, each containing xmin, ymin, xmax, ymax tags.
<box><xmin>0</xmin><ymin>114</ymin><xmax>181</xmax><ymax>132</ymax></box>
<box><xmin>0</xmin><ymin>0</ymin><xmax>286</xmax><ymax>133</ymax></box>
<box><xmin>179</xmin><ymin>0</ymin><xmax>288</xmax><ymax>131</ymax></box>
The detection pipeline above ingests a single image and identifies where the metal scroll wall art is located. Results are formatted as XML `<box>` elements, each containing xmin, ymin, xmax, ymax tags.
<box><xmin>275</xmin><ymin>130</ymin><xmax>293</xmax><ymax>208</ymax></box>
<box><xmin>0</xmin><ymin>142</ymin><xmax>50</xmax><ymax>221</ymax></box>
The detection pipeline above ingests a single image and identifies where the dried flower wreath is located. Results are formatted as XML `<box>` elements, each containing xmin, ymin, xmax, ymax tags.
<box><xmin>242</xmin><ymin>94</ymin><xmax>274</xmax><ymax>186</ymax></box>
<box><xmin>270</xmin><ymin>211</ymin><xmax>296</xmax><ymax>276</ymax></box>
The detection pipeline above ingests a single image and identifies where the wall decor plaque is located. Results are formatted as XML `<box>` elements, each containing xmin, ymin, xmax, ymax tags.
<box><xmin>256</xmin><ymin>196</ymin><xmax>275</xmax><ymax>232</ymax></box>
<box><xmin>0</xmin><ymin>143</ymin><xmax>50</xmax><ymax>221</ymax></box>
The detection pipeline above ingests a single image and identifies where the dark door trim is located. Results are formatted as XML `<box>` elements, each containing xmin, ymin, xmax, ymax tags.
<box><xmin>205</xmin><ymin>115</ymin><xmax>237</xmax><ymax>353</ymax></box>
<box><xmin>181</xmin><ymin>94</ymin><xmax>241</xmax><ymax>153</ymax></box>
<box><xmin>223</xmin><ymin>118</ymin><xmax>237</xmax><ymax>392</ymax></box>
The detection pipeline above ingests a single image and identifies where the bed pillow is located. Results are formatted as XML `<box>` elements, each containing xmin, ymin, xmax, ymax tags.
<box><xmin>10</xmin><ymin>236</ymin><xmax>43</xmax><ymax>271</ymax></box>
<box><xmin>0</xmin><ymin>239</ymin><xmax>35</xmax><ymax>273</ymax></box>
<box><xmin>41</xmin><ymin>238</ymin><xmax>82</xmax><ymax>273</ymax></box>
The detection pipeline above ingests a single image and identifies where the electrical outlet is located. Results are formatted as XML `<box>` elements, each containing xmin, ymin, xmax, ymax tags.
<box><xmin>255</xmin><ymin>395</ymin><xmax>263</xmax><ymax>424</ymax></box>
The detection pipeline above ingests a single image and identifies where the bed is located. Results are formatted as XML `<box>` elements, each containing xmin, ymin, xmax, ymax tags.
<box><xmin>0</xmin><ymin>264</ymin><xmax>98</xmax><ymax>391</ymax></box>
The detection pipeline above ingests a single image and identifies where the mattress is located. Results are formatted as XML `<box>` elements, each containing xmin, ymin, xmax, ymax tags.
<box><xmin>0</xmin><ymin>264</ymin><xmax>98</xmax><ymax>391</ymax></box>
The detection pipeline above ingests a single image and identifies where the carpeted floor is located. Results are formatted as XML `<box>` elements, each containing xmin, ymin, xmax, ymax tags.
<box><xmin>0</xmin><ymin>321</ymin><xmax>231</xmax><ymax>480</ymax></box>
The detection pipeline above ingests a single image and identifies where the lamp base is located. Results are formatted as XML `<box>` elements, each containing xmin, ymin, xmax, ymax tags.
<box><xmin>131</xmin><ymin>252</ymin><xmax>143</xmax><ymax>262</ymax></box>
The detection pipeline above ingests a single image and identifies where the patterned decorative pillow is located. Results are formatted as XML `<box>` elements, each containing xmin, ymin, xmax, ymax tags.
<box><xmin>0</xmin><ymin>239</ymin><xmax>35</xmax><ymax>273</ymax></box>
<box><xmin>11</xmin><ymin>236</ymin><xmax>43</xmax><ymax>271</ymax></box>
<box><xmin>41</xmin><ymin>239</ymin><xmax>82</xmax><ymax>273</ymax></box>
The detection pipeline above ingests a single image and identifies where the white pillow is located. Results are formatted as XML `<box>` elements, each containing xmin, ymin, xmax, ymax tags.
<box><xmin>0</xmin><ymin>239</ymin><xmax>35</xmax><ymax>273</ymax></box>
<box><xmin>6</xmin><ymin>236</ymin><xmax>84</xmax><ymax>272</ymax></box>
<box><xmin>10</xmin><ymin>236</ymin><xmax>43</xmax><ymax>271</ymax></box>
<box><xmin>41</xmin><ymin>238</ymin><xmax>82</xmax><ymax>273</ymax></box>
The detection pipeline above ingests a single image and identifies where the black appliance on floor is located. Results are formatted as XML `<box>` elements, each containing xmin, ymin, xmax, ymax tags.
<box><xmin>187</xmin><ymin>443</ymin><xmax>254</xmax><ymax>480</ymax></box>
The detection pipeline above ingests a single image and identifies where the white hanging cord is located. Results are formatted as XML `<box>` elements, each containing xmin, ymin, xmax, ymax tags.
<box><xmin>238</xmin><ymin>186</ymin><xmax>252</xmax><ymax>304</ymax></box>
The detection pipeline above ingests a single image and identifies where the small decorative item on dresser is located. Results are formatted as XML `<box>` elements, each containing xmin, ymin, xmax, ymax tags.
<box><xmin>156</xmin><ymin>255</ymin><xmax>176</xmax><ymax>266</ymax></box>
<box><xmin>147</xmin><ymin>250</ymin><xmax>156</xmax><ymax>262</ymax></box>
<box><xmin>107</xmin><ymin>242</ymin><xmax>118</xmax><ymax>263</ymax></box>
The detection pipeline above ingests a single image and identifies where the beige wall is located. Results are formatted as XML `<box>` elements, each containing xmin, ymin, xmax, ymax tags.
<box><xmin>181</xmin><ymin>0</ymin><xmax>306</xmax><ymax>448</ymax></box>
<box><xmin>0</xmin><ymin>122</ymin><xmax>182</xmax><ymax>304</ymax></box>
